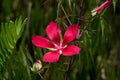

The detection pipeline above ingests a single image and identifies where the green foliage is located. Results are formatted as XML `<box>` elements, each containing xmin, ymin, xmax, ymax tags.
<box><xmin>0</xmin><ymin>17</ymin><xmax>27</xmax><ymax>70</ymax></box>
<box><xmin>0</xmin><ymin>0</ymin><xmax>120</xmax><ymax>80</ymax></box>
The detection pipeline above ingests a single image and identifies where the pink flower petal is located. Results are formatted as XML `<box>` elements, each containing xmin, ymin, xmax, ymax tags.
<box><xmin>32</xmin><ymin>36</ymin><xmax>54</xmax><ymax>48</ymax></box>
<box><xmin>63</xmin><ymin>24</ymin><xmax>78</xmax><ymax>45</ymax></box>
<box><xmin>62</xmin><ymin>45</ymin><xmax>80</xmax><ymax>56</ymax></box>
<box><xmin>46</xmin><ymin>21</ymin><xmax>61</xmax><ymax>45</ymax></box>
<box><xmin>43</xmin><ymin>51</ymin><xmax>60</xmax><ymax>62</ymax></box>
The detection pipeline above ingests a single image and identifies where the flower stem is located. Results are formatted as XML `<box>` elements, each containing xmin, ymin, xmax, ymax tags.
<box><xmin>77</xmin><ymin>0</ymin><xmax>84</xmax><ymax>25</ymax></box>
<box><xmin>61</xmin><ymin>5</ymin><xmax>72</xmax><ymax>25</ymax></box>
<box><xmin>64</xmin><ymin>56</ymin><xmax>73</xmax><ymax>80</ymax></box>
<box><xmin>27</xmin><ymin>2</ymin><xmax>35</xmax><ymax>60</ymax></box>
<box><xmin>38</xmin><ymin>73</ymin><xmax>44</xmax><ymax>80</ymax></box>
<box><xmin>77</xmin><ymin>25</ymin><xmax>87</xmax><ymax>39</ymax></box>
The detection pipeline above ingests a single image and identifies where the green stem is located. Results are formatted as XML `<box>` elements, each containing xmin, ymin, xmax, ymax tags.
<box><xmin>61</xmin><ymin>5</ymin><xmax>72</xmax><ymax>25</ymax></box>
<box><xmin>64</xmin><ymin>56</ymin><xmax>73</xmax><ymax>80</ymax></box>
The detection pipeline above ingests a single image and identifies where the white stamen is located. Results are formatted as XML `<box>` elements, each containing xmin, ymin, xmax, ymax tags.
<box><xmin>63</xmin><ymin>45</ymin><xmax>67</xmax><ymax>48</ymax></box>
<box><xmin>47</xmin><ymin>48</ymin><xmax>57</xmax><ymax>51</ymax></box>
<box><xmin>54</xmin><ymin>43</ymin><xmax>58</xmax><ymax>48</ymax></box>
<box><xmin>59</xmin><ymin>50</ymin><xmax>62</xmax><ymax>55</ymax></box>
<box><xmin>60</xmin><ymin>43</ymin><xmax>62</xmax><ymax>48</ymax></box>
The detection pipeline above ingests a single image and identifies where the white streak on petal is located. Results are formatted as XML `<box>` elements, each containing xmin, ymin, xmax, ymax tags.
<box><xmin>59</xmin><ymin>50</ymin><xmax>62</xmax><ymax>55</ymax></box>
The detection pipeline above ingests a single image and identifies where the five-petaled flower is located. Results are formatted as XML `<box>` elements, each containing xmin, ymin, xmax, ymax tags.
<box><xmin>91</xmin><ymin>0</ymin><xmax>111</xmax><ymax>16</ymax></box>
<box><xmin>32</xmin><ymin>21</ymin><xmax>81</xmax><ymax>62</ymax></box>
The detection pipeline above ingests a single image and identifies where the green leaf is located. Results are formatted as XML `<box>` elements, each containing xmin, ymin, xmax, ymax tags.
<box><xmin>0</xmin><ymin>17</ymin><xmax>27</xmax><ymax>70</ymax></box>
<box><xmin>68</xmin><ymin>0</ymin><xmax>72</xmax><ymax>11</ymax></box>
<box><xmin>113</xmin><ymin>0</ymin><xmax>116</xmax><ymax>14</ymax></box>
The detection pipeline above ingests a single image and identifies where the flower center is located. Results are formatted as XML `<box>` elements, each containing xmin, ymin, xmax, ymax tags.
<box><xmin>56</xmin><ymin>43</ymin><xmax>63</xmax><ymax>55</ymax></box>
<box><xmin>47</xmin><ymin>43</ymin><xmax>67</xmax><ymax>55</ymax></box>
<box><xmin>54</xmin><ymin>43</ymin><xmax>63</xmax><ymax>50</ymax></box>
<box><xmin>54</xmin><ymin>43</ymin><xmax>67</xmax><ymax>55</ymax></box>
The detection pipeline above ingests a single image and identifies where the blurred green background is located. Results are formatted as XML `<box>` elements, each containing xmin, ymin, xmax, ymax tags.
<box><xmin>0</xmin><ymin>0</ymin><xmax>120</xmax><ymax>80</ymax></box>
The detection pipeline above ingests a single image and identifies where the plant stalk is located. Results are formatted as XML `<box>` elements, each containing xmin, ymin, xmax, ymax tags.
<box><xmin>64</xmin><ymin>56</ymin><xmax>73</xmax><ymax>80</ymax></box>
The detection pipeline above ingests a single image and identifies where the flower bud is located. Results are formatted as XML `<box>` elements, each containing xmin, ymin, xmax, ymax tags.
<box><xmin>91</xmin><ymin>0</ymin><xmax>111</xmax><ymax>16</ymax></box>
<box><xmin>31</xmin><ymin>60</ymin><xmax>42</xmax><ymax>72</ymax></box>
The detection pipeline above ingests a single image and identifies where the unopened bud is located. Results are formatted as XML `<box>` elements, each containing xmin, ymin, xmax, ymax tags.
<box><xmin>31</xmin><ymin>60</ymin><xmax>42</xmax><ymax>72</ymax></box>
<box><xmin>91</xmin><ymin>0</ymin><xmax>111</xmax><ymax>16</ymax></box>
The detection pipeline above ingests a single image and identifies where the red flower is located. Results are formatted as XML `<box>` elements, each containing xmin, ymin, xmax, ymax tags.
<box><xmin>32</xmin><ymin>21</ymin><xmax>81</xmax><ymax>62</ymax></box>
<box><xmin>91</xmin><ymin>0</ymin><xmax>111</xmax><ymax>16</ymax></box>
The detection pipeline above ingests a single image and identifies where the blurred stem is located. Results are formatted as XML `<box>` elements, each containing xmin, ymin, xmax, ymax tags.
<box><xmin>57</xmin><ymin>0</ymin><xmax>62</xmax><ymax>19</ymax></box>
<box><xmin>57</xmin><ymin>0</ymin><xmax>71</xmax><ymax>25</ymax></box>
<box><xmin>61</xmin><ymin>5</ymin><xmax>72</xmax><ymax>25</ymax></box>
<box><xmin>77</xmin><ymin>15</ymin><xmax>93</xmax><ymax>39</ymax></box>
<box><xmin>77</xmin><ymin>0</ymin><xmax>87</xmax><ymax>40</ymax></box>
<box><xmin>38</xmin><ymin>73</ymin><xmax>44</xmax><ymax>80</ymax></box>
<box><xmin>77</xmin><ymin>25</ymin><xmax>87</xmax><ymax>39</ymax></box>
<box><xmin>27</xmin><ymin>2</ymin><xmax>32</xmax><ymax>29</ymax></box>
<box><xmin>64</xmin><ymin>56</ymin><xmax>73</xmax><ymax>80</ymax></box>
<box><xmin>77</xmin><ymin>0</ymin><xmax>84</xmax><ymax>25</ymax></box>
<box><xmin>27</xmin><ymin>2</ymin><xmax>35</xmax><ymax>60</ymax></box>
